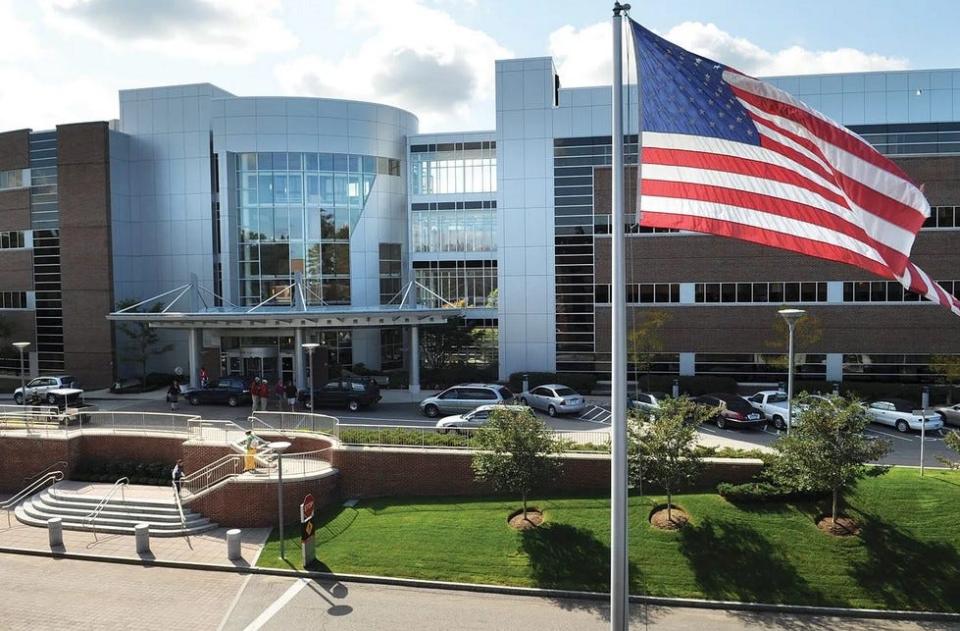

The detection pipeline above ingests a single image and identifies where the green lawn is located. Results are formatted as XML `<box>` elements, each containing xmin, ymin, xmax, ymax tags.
<box><xmin>259</xmin><ymin>467</ymin><xmax>960</xmax><ymax>611</ymax></box>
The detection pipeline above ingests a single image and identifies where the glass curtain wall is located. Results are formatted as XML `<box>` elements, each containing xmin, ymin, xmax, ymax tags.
<box><xmin>236</xmin><ymin>151</ymin><xmax>399</xmax><ymax>306</ymax></box>
<box><xmin>410</xmin><ymin>142</ymin><xmax>496</xmax><ymax>195</ymax></box>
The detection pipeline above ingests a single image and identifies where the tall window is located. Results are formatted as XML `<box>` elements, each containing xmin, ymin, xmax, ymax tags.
<box><xmin>414</xmin><ymin>260</ymin><xmax>497</xmax><ymax>308</ymax></box>
<box><xmin>379</xmin><ymin>243</ymin><xmax>402</xmax><ymax>304</ymax></box>
<box><xmin>410</xmin><ymin>201</ymin><xmax>496</xmax><ymax>253</ymax></box>
<box><xmin>410</xmin><ymin>142</ymin><xmax>496</xmax><ymax>194</ymax></box>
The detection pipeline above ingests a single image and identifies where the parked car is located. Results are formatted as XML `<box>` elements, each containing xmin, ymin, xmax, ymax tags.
<box><xmin>865</xmin><ymin>399</ymin><xmax>944</xmax><ymax>433</ymax></box>
<box><xmin>13</xmin><ymin>375</ymin><xmax>80</xmax><ymax>405</ymax></box>
<box><xmin>630</xmin><ymin>392</ymin><xmax>669</xmax><ymax>414</ymax></box>
<box><xmin>746</xmin><ymin>390</ymin><xmax>791</xmax><ymax>429</ymax></box>
<box><xmin>519</xmin><ymin>384</ymin><xmax>585</xmax><ymax>416</ymax></box>
<box><xmin>184</xmin><ymin>377</ymin><xmax>251</xmax><ymax>407</ymax></box>
<box><xmin>300</xmin><ymin>378</ymin><xmax>381</xmax><ymax>412</ymax></box>
<box><xmin>419</xmin><ymin>384</ymin><xmax>515</xmax><ymax>418</ymax></box>
<box><xmin>693</xmin><ymin>393</ymin><xmax>767</xmax><ymax>430</ymax></box>
<box><xmin>435</xmin><ymin>404</ymin><xmax>531</xmax><ymax>434</ymax></box>
<box><xmin>935</xmin><ymin>403</ymin><xmax>960</xmax><ymax>427</ymax></box>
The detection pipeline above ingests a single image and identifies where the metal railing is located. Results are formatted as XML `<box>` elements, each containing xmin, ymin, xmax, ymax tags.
<box><xmin>83</xmin><ymin>411</ymin><xmax>200</xmax><ymax>435</ymax></box>
<box><xmin>24</xmin><ymin>460</ymin><xmax>69</xmax><ymax>483</ymax></box>
<box><xmin>1</xmin><ymin>470</ymin><xmax>64</xmax><ymax>527</ymax></box>
<box><xmin>277</xmin><ymin>448</ymin><xmax>335</xmax><ymax>477</ymax></box>
<box><xmin>338</xmin><ymin>423</ymin><xmax>612</xmax><ymax>453</ymax></box>
<box><xmin>250</xmin><ymin>411</ymin><xmax>340</xmax><ymax>438</ymax></box>
<box><xmin>187</xmin><ymin>418</ymin><xmax>247</xmax><ymax>444</ymax></box>
<box><xmin>180</xmin><ymin>454</ymin><xmax>244</xmax><ymax>498</ymax></box>
<box><xmin>171</xmin><ymin>482</ymin><xmax>187</xmax><ymax>531</ymax></box>
<box><xmin>84</xmin><ymin>477</ymin><xmax>128</xmax><ymax>540</ymax></box>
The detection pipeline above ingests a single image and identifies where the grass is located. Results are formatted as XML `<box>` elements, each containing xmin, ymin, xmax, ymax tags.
<box><xmin>258</xmin><ymin>467</ymin><xmax>960</xmax><ymax>612</ymax></box>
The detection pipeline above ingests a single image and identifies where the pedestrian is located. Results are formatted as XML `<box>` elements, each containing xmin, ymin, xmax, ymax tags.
<box><xmin>284</xmin><ymin>380</ymin><xmax>298</xmax><ymax>411</ymax></box>
<box><xmin>243</xmin><ymin>430</ymin><xmax>258</xmax><ymax>472</ymax></box>
<box><xmin>172</xmin><ymin>459</ymin><xmax>185</xmax><ymax>494</ymax></box>
<box><xmin>273</xmin><ymin>379</ymin><xmax>284</xmax><ymax>410</ymax></box>
<box><xmin>251</xmin><ymin>376</ymin><xmax>261</xmax><ymax>414</ymax></box>
<box><xmin>167</xmin><ymin>380</ymin><xmax>180</xmax><ymax>411</ymax></box>
<box><xmin>258</xmin><ymin>377</ymin><xmax>270</xmax><ymax>411</ymax></box>
<box><xmin>199</xmin><ymin>366</ymin><xmax>208</xmax><ymax>389</ymax></box>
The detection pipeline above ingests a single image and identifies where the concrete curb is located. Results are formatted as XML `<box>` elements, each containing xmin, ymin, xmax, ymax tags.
<box><xmin>1</xmin><ymin>545</ymin><xmax>958</xmax><ymax>623</ymax></box>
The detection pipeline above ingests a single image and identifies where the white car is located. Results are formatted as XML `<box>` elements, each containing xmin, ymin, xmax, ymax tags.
<box><xmin>747</xmin><ymin>391</ymin><xmax>834</xmax><ymax>430</ymax></box>
<box><xmin>519</xmin><ymin>384</ymin><xmax>586</xmax><ymax>417</ymax></box>
<box><xmin>435</xmin><ymin>404</ymin><xmax>530</xmax><ymax>434</ymax></box>
<box><xmin>629</xmin><ymin>392</ymin><xmax>669</xmax><ymax>414</ymax></box>
<box><xmin>865</xmin><ymin>399</ymin><xmax>944</xmax><ymax>433</ymax></box>
<box><xmin>13</xmin><ymin>375</ymin><xmax>80</xmax><ymax>405</ymax></box>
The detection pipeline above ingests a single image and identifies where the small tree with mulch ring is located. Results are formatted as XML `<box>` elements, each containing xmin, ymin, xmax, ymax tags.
<box><xmin>472</xmin><ymin>406</ymin><xmax>562</xmax><ymax>524</ymax></box>
<box><xmin>628</xmin><ymin>396</ymin><xmax>712</xmax><ymax>527</ymax></box>
<box><xmin>771</xmin><ymin>394</ymin><xmax>891</xmax><ymax>534</ymax></box>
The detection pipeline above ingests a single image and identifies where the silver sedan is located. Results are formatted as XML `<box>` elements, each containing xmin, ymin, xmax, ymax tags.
<box><xmin>936</xmin><ymin>403</ymin><xmax>960</xmax><ymax>427</ymax></box>
<box><xmin>519</xmin><ymin>384</ymin><xmax>586</xmax><ymax>417</ymax></box>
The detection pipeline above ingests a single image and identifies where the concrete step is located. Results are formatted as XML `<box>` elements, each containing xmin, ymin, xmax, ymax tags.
<box><xmin>48</xmin><ymin>487</ymin><xmax>178</xmax><ymax>509</ymax></box>
<box><xmin>14</xmin><ymin>489</ymin><xmax>218</xmax><ymax>537</ymax></box>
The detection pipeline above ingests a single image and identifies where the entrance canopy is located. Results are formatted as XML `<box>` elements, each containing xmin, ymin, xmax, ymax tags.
<box><xmin>106</xmin><ymin>276</ymin><xmax>462</xmax><ymax>330</ymax></box>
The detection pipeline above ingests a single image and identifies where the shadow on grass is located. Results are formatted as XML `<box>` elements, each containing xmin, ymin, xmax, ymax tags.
<box><xmin>520</xmin><ymin>523</ymin><xmax>655</xmax><ymax>623</ymax></box>
<box><xmin>315</xmin><ymin>506</ymin><xmax>358</xmax><ymax>545</ymax></box>
<box><xmin>678</xmin><ymin>518</ymin><xmax>828</xmax><ymax>607</ymax></box>
<box><xmin>849</xmin><ymin>512</ymin><xmax>960</xmax><ymax>613</ymax></box>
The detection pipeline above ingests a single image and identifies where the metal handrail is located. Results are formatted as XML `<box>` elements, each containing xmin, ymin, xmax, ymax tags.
<box><xmin>83</xmin><ymin>477</ymin><xmax>129</xmax><ymax>540</ymax></box>
<box><xmin>171</xmin><ymin>482</ymin><xmax>187</xmax><ymax>531</ymax></box>
<box><xmin>24</xmin><ymin>460</ymin><xmax>69</xmax><ymax>483</ymax></box>
<box><xmin>1</xmin><ymin>471</ymin><xmax>64</xmax><ymax>527</ymax></box>
<box><xmin>180</xmin><ymin>454</ymin><xmax>244</xmax><ymax>497</ymax></box>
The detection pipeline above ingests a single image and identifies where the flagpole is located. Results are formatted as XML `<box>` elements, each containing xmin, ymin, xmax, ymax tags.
<box><xmin>610</xmin><ymin>3</ymin><xmax>630</xmax><ymax>630</ymax></box>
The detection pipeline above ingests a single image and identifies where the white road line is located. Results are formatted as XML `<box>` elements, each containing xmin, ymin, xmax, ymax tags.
<box><xmin>242</xmin><ymin>578</ymin><xmax>311</xmax><ymax>631</ymax></box>
<box><xmin>865</xmin><ymin>428</ymin><xmax>914</xmax><ymax>443</ymax></box>
<box><xmin>217</xmin><ymin>572</ymin><xmax>254</xmax><ymax>631</ymax></box>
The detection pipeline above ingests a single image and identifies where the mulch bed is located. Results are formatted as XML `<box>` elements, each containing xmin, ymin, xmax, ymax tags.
<box><xmin>817</xmin><ymin>516</ymin><xmax>861</xmax><ymax>537</ymax></box>
<box><xmin>508</xmin><ymin>509</ymin><xmax>544</xmax><ymax>530</ymax></box>
<box><xmin>650</xmin><ymin>506</ymin><xmax>690</xmax><ymax>530</ymax></box>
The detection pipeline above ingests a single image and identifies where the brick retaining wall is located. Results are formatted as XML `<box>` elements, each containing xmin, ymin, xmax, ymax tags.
<box><xmin>0</xmin><ymin>437</ymin><xmax>77</xmax><ymax>492</ymax></box>
<box><xmin>332</xmin><ymin>447</ymin><xmax>763</xmax><ymax>499</ymax></box>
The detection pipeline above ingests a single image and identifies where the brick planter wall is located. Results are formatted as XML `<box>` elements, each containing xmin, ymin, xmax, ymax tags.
<box><xmin>76</xmin><ymin>434</ymin><xmax>184</xmax><ymax>466</ymax></box>
<box><xmin>0</xmin><ymin>437</ymin><xmax>78</xmax><ymax>492</ymax></box>
<box><xmin>332</xmin><ymin>447</ymin><xmax>764</xmax><ymax>499</ymax></box>
<box><xmin>186</xmin><ymin>470</ymin><xmax>340</xmax><ymax>528</ymax></box>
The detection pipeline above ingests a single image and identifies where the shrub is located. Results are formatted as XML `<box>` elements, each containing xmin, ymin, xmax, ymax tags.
<box><xmin>717</xmin><ymin>481</ymin><xmax>793</xmax><ymax>503</ymax></box>
<box><xmin>424</xmin><ymin>364</ymin><xmax>498</xmax><ymax>389</ymax></box>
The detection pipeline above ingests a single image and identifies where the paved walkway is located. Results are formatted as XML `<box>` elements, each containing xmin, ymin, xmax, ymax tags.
<box><xmin>0</xmin><ymin>489</ymin><xmax>270</xmax><ymax>567</ymax></box>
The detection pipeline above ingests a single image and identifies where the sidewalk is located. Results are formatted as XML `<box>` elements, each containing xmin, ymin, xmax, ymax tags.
<box><xmin>0</xmin><ymin>496</ymin><xmax>270</xmax><ymax>567</ymax></box>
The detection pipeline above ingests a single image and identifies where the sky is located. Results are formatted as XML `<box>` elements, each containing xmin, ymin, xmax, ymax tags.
<box><xmin>2</xmin><ymin>0</ymin><xmax>960</xmax><ymax>133</ymax></box>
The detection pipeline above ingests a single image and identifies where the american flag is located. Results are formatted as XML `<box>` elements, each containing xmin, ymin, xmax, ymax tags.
<box><xmin>629</xmin><ymin>20</ymin><xmax>960</xmax><ymax>317</ymax></box>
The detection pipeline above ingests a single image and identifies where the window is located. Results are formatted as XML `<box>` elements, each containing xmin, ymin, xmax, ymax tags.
<box><xmin>379</xmin><ymin>243</ymin><xmax>402</xmax><ymax>304</ymax></box>
<box><xmin>0</xmin><ymin>168</ymin><xmax>29</xmax><ymax>191</ymax></box>
<box><xmin>409</xmin><ymin>144</ymin><xmax>497</xmax><ymax>194</ymax></box>
<box><xmin>841</xmin><ymin>280</ymin><xmax>949</xmax><ymax>303</ymax></box>
<box><xmin>693</xmin><ymin>281</ymin><xmax>827</xmax><ymax>304</ymax></box>
<box><xmin>0</xmin><ymin>292</ymin><xmax>27</xmax><ymax>309</ymax></box>
<box><xmin>380</xmin><ymin>328</ymin><xmax>402</xmax><ymax>370</ymax></box>
<box><xmin>410</xmin><ymin>205</ymin><xmax>496</xmax><ymax>253</ymax></box>
<box><xmin>414</xmin><ymin>260</ymin><xmax>497</xmax><ymax>308</ymax></box>
<box><xmin>0</xmin><ymin>231</ymin><xmax>25</xmax><ymax>249</ymax></box>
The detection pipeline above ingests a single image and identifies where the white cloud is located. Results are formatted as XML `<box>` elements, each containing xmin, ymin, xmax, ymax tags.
<box><xmin>275</xmin><ymin>0</ymin><xmax>512</xmax><ymax>132</ymax></box>
<box><xmin>0</xmin><ymin>1</ymin><xmax>45</xmax><ymax>61</ymax></box>
<box><xmin>549</xmin><ymin>20</ymin><xmax>908</xmax><ymax>87</ymax></box>
<box><xmin>41</xmin><ymin>0</ymin><xmax>297</xmax><ymax>64</ymax></box>
<box><xmin>0</xmin><ymin>68</ymin><xmax>116</xmax><ymax>131</ymax></box>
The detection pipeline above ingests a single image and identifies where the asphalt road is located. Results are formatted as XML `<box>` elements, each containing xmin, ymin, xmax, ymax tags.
<box><xmin>91</xmin><ymin>395</ymin><xmax>957</xmax><ymax>468</ymax></box>
<box><xmin>0</xmin><ymin>554</ymin><xmax>950</xmax><ymax>630</ymax></box>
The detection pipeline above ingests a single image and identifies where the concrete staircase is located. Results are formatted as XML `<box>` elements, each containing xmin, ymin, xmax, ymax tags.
<box><xmin>15</xmin><ymin>486</ymin><xmax>218</xmax><ymax>537</ymax></box>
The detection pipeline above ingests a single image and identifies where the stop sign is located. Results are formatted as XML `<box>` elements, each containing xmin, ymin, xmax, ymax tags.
<box><xmin>302</xmin><ymin>494</ymin><xmax>315</xmax><ymax>521</ymax></box>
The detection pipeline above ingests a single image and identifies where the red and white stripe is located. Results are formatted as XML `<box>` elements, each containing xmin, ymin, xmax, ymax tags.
<box><xmin>638</xmin><ymin>70</ymin><xmax>960</xmax><ymax>317</ymax></box>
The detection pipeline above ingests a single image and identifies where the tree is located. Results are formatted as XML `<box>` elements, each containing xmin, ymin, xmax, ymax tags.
<box><xmin>472</xmin><ymin>406</ymin><xmax>563</xmax><ymax>521</ymax></box>
<box><xmin>938</xmin><ymin>430</ymin><xmax>960</xmax><ymax>470</ymax></box>
<box><xmin>628</xmin><ymin>396</ymin><xmax>713</xmax><ymax>523</ymax></box>
<box><xmin>419</xmin><ymin>316</ymin><xmax>475</xmax><ymax>371</ymax></box>
<box><xmin>116</xmin><ymin>299</ymin><xmax>174</xmax><ymax>390</ymax></box>
<box><xmin>628</xmin><ymin>310</ymin><xmax>670</xmax><ymax>395</ymax></box>
<box><xmin>930</xmin><ymin>355</ymin><xmax>960</xmax><ymax>403</ymax></box>
<box><xmin>484</xmin><ymin>287</ymin><xmax>499</xmax><ymax>308</ymax></box>
<box><xmin>763</xmin><ymin>309</ymin><xmax>823</xmax><ymax>371</ymax></box>
<box><xmin>771</xmin><ymin>394</ymin><xmax>891</xmax><ymax>526</ymax></box>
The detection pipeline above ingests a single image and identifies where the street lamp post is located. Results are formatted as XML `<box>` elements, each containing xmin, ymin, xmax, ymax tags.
<box><xmin>302</xmin><ymin>343</ymin><xmax>319</xmax><ymax>424</ymax></box>
<box><xmin>13</xmin><ymin>342</ymin><xmax>29</xmax><ymax>405</ymax></box>
<box><xmin>777</xmin><ymin>309</ymin><xmax>806</xmax><ymax>435</ymax></box>
<box><xmin>270</xmin><ymin>440</ymin><xmax>292</xmax><ymax>560</ymax></box>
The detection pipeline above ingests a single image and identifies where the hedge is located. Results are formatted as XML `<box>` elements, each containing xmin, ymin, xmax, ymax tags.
<box><xmin>717</xmin><ymin>481</ymin><xmax>830</xmax><ymax>503</ymax></box>
<box><xmin>72</xmin><ymin>460</ymin><xmax>174</xmax><ymax>487</ymax></box>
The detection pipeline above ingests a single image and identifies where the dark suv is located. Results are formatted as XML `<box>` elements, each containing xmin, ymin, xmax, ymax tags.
<box><xmin>185</xmin><ymin>377</ymin><xmax>252</xmax><ymax>407</ymax></box>
<box><xmin>300</xmin><ymin>378</ymin><xmax>381</xmax><ymax>412</ymax></box>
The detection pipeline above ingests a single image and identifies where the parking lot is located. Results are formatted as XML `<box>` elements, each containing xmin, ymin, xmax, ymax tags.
<box><xmin>65</xmin><ymin>392</ymin><xmax>958</xmax><ymax>468</ymax></box>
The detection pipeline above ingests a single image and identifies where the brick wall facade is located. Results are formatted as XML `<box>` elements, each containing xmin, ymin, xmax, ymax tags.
<box><xmin>0</xmin><ymin>437</ymin><xmax>78</xmax><ymax>492</ymax></box>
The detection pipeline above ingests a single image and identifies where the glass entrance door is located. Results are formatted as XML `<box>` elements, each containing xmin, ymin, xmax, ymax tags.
<box><xmin>280</xmin><ymin>355</ymin><xmax>294</xmax><ymax>385</ymax></box>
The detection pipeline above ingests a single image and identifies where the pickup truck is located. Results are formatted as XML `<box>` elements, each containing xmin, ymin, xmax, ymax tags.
<box><xmin>746</xmin><ymin>390</ymin><xmax>792</xmax><ymax>430</ymax></box>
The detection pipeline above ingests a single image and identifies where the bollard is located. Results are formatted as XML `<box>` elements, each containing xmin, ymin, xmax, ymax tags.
<box><xmin>48</xmin><ymin>517</ymin><xmax>63</xmax><ymax>549</ymax></box>
<box><xmin>226</xmin><ymin>528</ymin><xmax>242</xmax><ymax>561</ymax></box>
<box><xmin>135</xmin><ymin>523</ymin><xmax>150</xmax><ymax>554</ymax></box>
